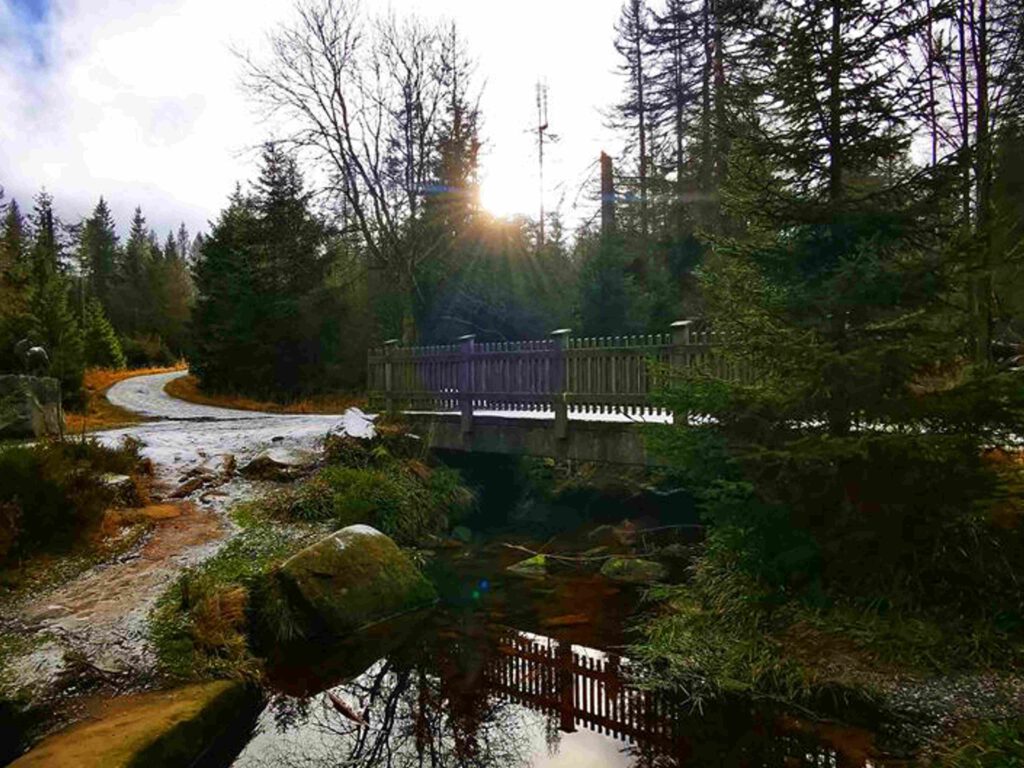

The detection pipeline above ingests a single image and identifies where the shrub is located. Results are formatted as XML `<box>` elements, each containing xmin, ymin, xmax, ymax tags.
<box><xmin>121</xmin><ymin>333</ymin><xmax>176</xmax><ymax>368</ymax></box>
<box><xmin>0</xmin><ymin>438</ymin><xmax>142</xmax><ymax>561</ymax></box>
<box><xmin>277</xmin><ymin>426</ymin><xmax>474</xmax><ymax>543</ymax></box>
<box><xmin>262</xmin><ymin>463</ymin><xmax>472</xmax><ymax>544</ymax></box>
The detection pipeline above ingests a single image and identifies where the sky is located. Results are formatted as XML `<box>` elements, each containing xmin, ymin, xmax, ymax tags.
<box><xmin>0</xmin><ymin>0</ymin><xmax>626</xmax><ymax>241</ymax></box>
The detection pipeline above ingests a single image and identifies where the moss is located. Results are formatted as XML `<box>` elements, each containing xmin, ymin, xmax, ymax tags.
<box><xmin>600</xmin><ymin>557</ymin><xmax>667</xmax><ymax>583</ymax></box>
<box><xmin>10</xmin><ymin>681</ymin><xmax>256</xmax><ymax>768</ymax></box>
<box><xmin>277</xmin><ymin>526</ymin><xmax>437</xmax><ymax>635</ymax></box>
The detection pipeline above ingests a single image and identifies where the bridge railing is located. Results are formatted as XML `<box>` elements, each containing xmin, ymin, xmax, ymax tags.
<box><xmin>367</xmin><ymin>320</ymin><xmax>745</xmax><ymax>433</ymax></box>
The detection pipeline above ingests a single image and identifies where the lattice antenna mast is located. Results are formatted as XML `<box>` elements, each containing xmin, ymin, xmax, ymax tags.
<box><xmin>536</xmin><ymin>80</ymin><xmax>549</xmax><ymax>248</ymax></box>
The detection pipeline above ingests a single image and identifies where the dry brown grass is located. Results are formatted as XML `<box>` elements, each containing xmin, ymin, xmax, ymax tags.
<box><xmin>164</xmin><ymin>374</ymin><xmax>366</xmax><ymax>414</ymax></box>
<box><xmin>100</xmin><ymin>504</ymin><xmax>184</xmax><ymax>537</ymax></box>
<box><xmin>65</xmin><ymin>364</ymin><xmax>186</xmax><ymax>433</ymax></box>
<box><xmin>192</xmin><ymin>585</ymin><xmax>249</xmax><ymax>651</ymax></box>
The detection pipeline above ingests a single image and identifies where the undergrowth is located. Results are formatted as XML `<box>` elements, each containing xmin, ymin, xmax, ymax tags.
<box><xmin>263</xmin><ymin>429</ymin><xmax>474</xmax><ymax>544</ymax></box>
<box><xmin>0</xmin><ymin>437</ymin><xmax>148</xmax><ymax>565</ymax></box>
<box><xmin>149</xmin><ymin>420</ymin><xmax>474</xmax><ymax>681</ymax></box>
<box><xmin>148</xmin><ymin>505</ymin><xmax>322</xmax><ymax>680</ymax></box>
<box><xmin>933</xmin><ymin>719</ymin><xmax>1024</xmax><ymax>767</ymax></box>
<box><xmin>634</xmin><ymin>551</ymin><xmax>1024</xmax><ymax>718</ymax></box>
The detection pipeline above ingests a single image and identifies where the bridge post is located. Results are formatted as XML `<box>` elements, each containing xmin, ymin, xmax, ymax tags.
<box><xmin>383</xmin><ymin>339</ymin><xmax>399</xmax><ymax>414</ymax></box>
<box><xmin>551</xmin><ymin>328</ymin><xmax>571</xmax><ymax>440</ymax></box>
<box><xmin>670</xmin><ymin>319</ymin><xmax>696</xmax><ymax>370</ymax></box>
<box><xmin>457</xmin><ymin>334</ymin><xmax>475</xmax><ymax>435</ymax></box>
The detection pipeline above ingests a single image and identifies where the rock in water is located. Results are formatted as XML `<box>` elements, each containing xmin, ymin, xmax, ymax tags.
<box><xmin>0</xmin><ymin>375</ymin><xmax>64</xmax><ymax>439</ymax></box>
<box><xmin>277</xmin><ymin>525</ymin><xmax>436</xmax><ymax>635</ymax></box>
<box><xmin>507</xmin><ymin>554</ymin><xmax>548</xmax><ymax>579</ymax></box>
<box><xmin>600</xmin><ymin>557</ymin><xmax>667</xmax><ymax>584</ymax></box>
<box><xmin>239</xmin><ymin>447</ymin><xmax>316</xmax><ymax>481</ymax></box>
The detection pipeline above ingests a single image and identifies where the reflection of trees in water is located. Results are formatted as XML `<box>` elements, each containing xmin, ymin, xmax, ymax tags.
<box><xmin>244</xmin><ymin>657</ymin><xmax>538</xmax><ymax>768</ymax></box>
<box><xmin>238</xmin><ymin>624</ymin><xmax>868</xmax><ymax>768</ymax></box>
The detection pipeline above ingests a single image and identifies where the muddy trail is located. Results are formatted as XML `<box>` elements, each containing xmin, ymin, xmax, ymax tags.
<box><xmin>4</xmin><ymin>372</ymin><xmax>357</xmax><ymax>690</ymax></box>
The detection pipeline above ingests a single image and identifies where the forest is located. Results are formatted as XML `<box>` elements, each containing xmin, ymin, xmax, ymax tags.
<box><xmin>1</xmin><ymin>0</ymin><xmax>1024</xmax><ymax>764</ymax></box>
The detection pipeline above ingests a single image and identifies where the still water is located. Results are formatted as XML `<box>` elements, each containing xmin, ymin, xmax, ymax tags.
<box><xmin>230</xmin><ymin>535</ymin><xmax>894</xmax><ymax>767</ymax></box>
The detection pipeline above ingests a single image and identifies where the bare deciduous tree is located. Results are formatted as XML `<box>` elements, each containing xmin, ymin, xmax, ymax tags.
<box><xmin>240</xmin><ymin>0</ymin><xmax>479</xmax><ymax>340</ymax></box>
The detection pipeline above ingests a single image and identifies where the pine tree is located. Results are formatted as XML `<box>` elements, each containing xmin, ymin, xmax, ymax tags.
<box><xmin>82</xmin><ymin>296</ymin><xmax>126</xmax><ymax>369</ymax></box>
<box><xmin>78</xmin><ymin>197</ymin><xmax>120</xmax><ymax>311</ymax></box>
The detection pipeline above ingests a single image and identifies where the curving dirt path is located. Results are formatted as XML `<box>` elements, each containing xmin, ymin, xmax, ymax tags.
<box><xmin>7</xmin><ymin>372</ymin><xmax>368</xmax><ymax>689</ymax></box>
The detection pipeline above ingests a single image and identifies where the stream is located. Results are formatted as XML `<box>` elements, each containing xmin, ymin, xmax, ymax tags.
<box><xmin>228</xmin><ymin>531</ymin><xmax>895</xmax><ymax>767</ymax></box>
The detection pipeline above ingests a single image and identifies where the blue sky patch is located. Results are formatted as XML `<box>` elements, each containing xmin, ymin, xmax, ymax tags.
<box><xmin>4</xmin><ymin>0</ymin><xmax>50</xmax><ymax>67</ymax></box>
<box><xmin>9</xmin><ymin>0</ymin><xmax>48</xmax><ymax>23</ymax></box>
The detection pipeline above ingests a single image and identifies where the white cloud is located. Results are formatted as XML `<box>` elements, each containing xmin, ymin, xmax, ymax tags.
<box><xmin>0</xmin><ymin>0</ymin><xmax>624</xmax><ymax>239</ymax></box>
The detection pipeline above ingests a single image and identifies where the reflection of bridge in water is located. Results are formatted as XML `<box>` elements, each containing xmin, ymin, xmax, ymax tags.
<box><xmin>483</xmin><ymin>629</ymin><xmax>868</xmax><ymax>767</ymax></box>
<box><xmin>487</xmin><ymin>630</ymin><xmax>679</xmax><ymax>750</ymax></box>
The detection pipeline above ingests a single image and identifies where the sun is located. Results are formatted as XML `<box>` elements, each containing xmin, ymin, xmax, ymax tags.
<box><xmin>479</xmin><ymin>171</ymin><xmax>537</xmax><ymax>219</ymax></box>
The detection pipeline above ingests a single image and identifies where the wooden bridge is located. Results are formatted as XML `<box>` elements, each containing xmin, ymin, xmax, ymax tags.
<box><xmin>367</xmin><ymin>320</ymin><xmax>746</xmax><ymax>464</ymax></box>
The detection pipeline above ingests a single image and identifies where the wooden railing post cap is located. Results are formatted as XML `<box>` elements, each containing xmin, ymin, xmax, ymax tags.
<box><xmin>671</xmin><ymin>319</ymin><xmax>695</xmax><ymax>345</ymax></box>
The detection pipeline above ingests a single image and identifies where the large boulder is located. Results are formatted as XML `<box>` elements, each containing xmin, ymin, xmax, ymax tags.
<box><xmin>0</xmin><ymin>375</ymin><xmax>63</xmax><ymax>439</ymax></box>
<box><xmin>277</xmin><ymin>524</ymin><xmax>436</xmax><ymax>635</ymax></box>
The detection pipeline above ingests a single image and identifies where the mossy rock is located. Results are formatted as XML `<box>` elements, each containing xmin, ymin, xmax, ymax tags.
<box><xmin>276</xmin><ymin>524</ymin><xmax>437</xmax><ymax>635</ymax></box>
<box><xmin>11</xmin><ymin>680</ymin><xmax>255</xmax><ymax>767</ymax></box>
<box><xmin>600</xmin><ymin>557</ymin><xmax>667</xmax><ymax>584</ymax></box>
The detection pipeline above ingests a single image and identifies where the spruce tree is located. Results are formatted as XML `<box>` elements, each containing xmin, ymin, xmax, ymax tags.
<box><xmin>78</xmin><ymin>197</ymin><xmax>120</xmax><ymax>311</ymax></box>
<box><xmin>253</xmin><ymin>144</ymin><xmax>328</xmax><ymax>393</ymax></box>
<box><xmin>611</xmin><ymin>0</ymin><xmax>654</xmax><ymax>253</ymax></box>
<box><xmin>29</xmin><ymin>190</ymin><xmax>62</xmax><ymax>290</ymax></box>
<box><xmin>190</xmin><ymin>189</ymin><xmax>264</xmax><ymax>392</ymax></box>
<box><xmin>661</xmin><ymin>0</ymin><xmax>1023</xmax><ymax>607</ymax></box>
<box><xmin>31</xmin><ymin>277</ymin><xmax>85</xmax><ymax>404</ymax></box>
<box><xmin>82</xmin><ymin>297</ymin><xmax>126</xmax><ymax>369</ymax></box>
<box><xmin>114</xmin><ymin>207</ymin><xmax>155</xmax><ymax>337</ymax></box>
